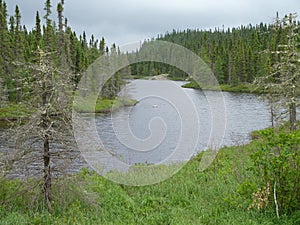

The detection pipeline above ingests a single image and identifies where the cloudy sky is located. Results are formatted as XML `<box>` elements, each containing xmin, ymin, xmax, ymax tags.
<box><xmin>7</xmin><ymin>0</ymin><xmax>300</xmax><ymax>48</ymax></box>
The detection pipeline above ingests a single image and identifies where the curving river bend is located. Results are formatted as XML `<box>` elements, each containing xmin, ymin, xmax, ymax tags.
<box><xmin>91</xmin><ymin>80</ymin><xmax>271</xmax><ymax>165</ymax></box>
<box><xmin>1</xmin><ymin>80</ymin><xmax>276</xmax><ymax>176</ymax></box>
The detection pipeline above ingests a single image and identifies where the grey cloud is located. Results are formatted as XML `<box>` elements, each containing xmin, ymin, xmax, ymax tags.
<box><xmin>6</xmin><ymin>0</ymin><xmax>300</xmax><ymax>47</ymax></box>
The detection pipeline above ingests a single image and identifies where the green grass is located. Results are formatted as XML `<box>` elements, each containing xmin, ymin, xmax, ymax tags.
<box><xmin>182</xmin><ymin>80</ymin><xmax>259</xmax><ymax>93</ymax></box>
<box><xmin>1</xmin><ymin>133</ymin><xmax>299</xmax><ymax>224</ymax></box>
<box><xmin>219</xmin><ymin>84</ymin><xmax>256</xmax><ymax>93</ymax></box>
<box><xmin>73</xmin><ymin>97</ymin><xmax>138</xmax><ymax>113</ymax></box>
<box><xmin>122</xmin><ymin>74</ymin><xmax>188</xmax><ymax>81</ymax></box>
<box><xmin>0</xmin><ymin>98</ymin><xmax>137</xmax><ymax>120</ymax></box>
<box><xmin>167</xmin><ymin>76</ymin><xmax>189</xmax><ymax>81</ymax></box>
<box><xmin>0</xmin><ymin>103</ymin><xmax>34</xmax><ymax>120</ymax></box>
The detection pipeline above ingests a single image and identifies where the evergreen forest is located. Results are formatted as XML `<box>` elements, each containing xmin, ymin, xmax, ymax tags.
<box><xmin>0</xmin><ymin>1</ymin><xmax>299</xmax><ymax>224</ymax></box>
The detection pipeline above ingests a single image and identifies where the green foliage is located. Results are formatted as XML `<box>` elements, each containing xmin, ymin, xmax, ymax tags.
<box><xmin>73</xmin><ymin>96</ymin><xmax>137</xmax><ymax>113</ymax></box>
<box><xmin>1</xmin><ymin>137</ymin><xmax>300</xmax><ymax>224</ymax></box>
<box><xmin>0</xmin><ymin>103</ymin><xmax>34</xmax><ymax>119</ymax></box>
<box><xmin>182</xmin><ymin>79</ymin><xmax>256</xmax><ymax>93</ymax></box>
<box><xmin>253</xmin><ymin>13</ymin><xmax>300</xmax><ymax>131</ymax></box>
<box><xmin>131</xmin><ymin>22</ymin><xmax>290</xmax><ymax>86</ymax></box>
<box><xmin>181</xmin><ymin>79</ymin><xmax>201</xmax><ymax>89</ymax></box>
<box><xmin>0</xmin><ymin>1</ymin><xmax>126</xmax><ymax>120</ymax></box>
<box><xmin>0</xmin><ymin>0</ymin><xmax>125</xmax><ymax>108</ymax></box>
<box><xmin>0</xmin><ymin>212</ymin><xmax>30</xmax><ymax>225</ymax></box>
<box><xmin>249</xmin><ymin>129</ymin><xmax>300</xmax><ymax>214</ymax></box>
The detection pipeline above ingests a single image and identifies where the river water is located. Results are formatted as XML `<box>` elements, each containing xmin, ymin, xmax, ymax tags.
<box><xmin>1</xmin><ymin>80</ymin><xmax>274</xmax><ymax>176</ymax></box>
<box><xmin>88</xmin><ymin>80</ymin><xmax>271</xmax><ymax>165</ymax></box>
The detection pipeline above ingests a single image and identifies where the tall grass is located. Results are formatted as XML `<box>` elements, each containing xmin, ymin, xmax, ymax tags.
<box><xmin>0</xmin><ymin>134</ymin><xmax>299</xmax><ymax>224</ymax></box>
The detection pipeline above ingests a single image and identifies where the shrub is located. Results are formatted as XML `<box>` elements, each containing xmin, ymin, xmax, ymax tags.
<box><xmin>249</xmin><ymin>128</ymin><xmax>300</xmax><ymax>215</ymax></box>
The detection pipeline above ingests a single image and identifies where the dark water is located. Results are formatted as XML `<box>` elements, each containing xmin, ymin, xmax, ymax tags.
<box><xmin>1</xmin><ymin>80</ymin><xmax>276</xmax><ymax>176</ymax></box>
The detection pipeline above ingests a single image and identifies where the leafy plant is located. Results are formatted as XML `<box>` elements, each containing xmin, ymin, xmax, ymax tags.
<box><xmin>249</xmin><ymin>129</ymin><xmax>300</xmax><ymax>215</ymax></box>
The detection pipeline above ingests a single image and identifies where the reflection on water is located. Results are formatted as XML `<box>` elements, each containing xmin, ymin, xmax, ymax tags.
<box><xmin>94</xmin><ymin>80</ymin><xmax>271</xmax><ymax>165</ymax></box>
<box><xmin>0</xmin><ymin>79</ymin><xmax>277</xmax><ymax>175</ymax></box>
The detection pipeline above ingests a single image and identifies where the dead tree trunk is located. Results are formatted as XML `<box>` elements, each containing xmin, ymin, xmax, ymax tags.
<box><xmin>43</xmin><ymin>132</ymin><xmax>51</xmax><ymax>206</ymax></box>
<box><xmin>290</xmin><ymin>103</ymin><xmax>297</xmax><ymax>131</ymax></box>
<box><xmin>41</xmin><ymin>65</ymin><xmax>52</xmax><ymax>207</ymax></box>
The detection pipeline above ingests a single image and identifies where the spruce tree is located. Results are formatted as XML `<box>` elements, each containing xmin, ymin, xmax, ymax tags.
<box><xmin>277</xmin><ymin>14</ymin><xmax>300</xmax><ymax>131</ymax></box>
<box><xmin>12</xmin><ymin>5</ymin><xmax>24</xmax><ymax>102</ymax></box>
<box><xmin>254</xmin><ymin>13</ymin><xmax>300</xmax><ymax>131</ymax></box>
<box><xmin>43</xmin><ymin>0</ymin><xmax>53</xmax><ymax>51</ymax></box>
<box><xmin>0</xmin><ymin>1</ymin><xmax>10</xmax><ymax>97</ymax></box>
<box><xmin>34</xmin><ymin>11</ymin><xmax>42</xmax><ymax>50</ymax></box>
<box><xmin>57</xmin><ymin>1</ymin><xmax>65</xmax><ymax>67</ymax></box>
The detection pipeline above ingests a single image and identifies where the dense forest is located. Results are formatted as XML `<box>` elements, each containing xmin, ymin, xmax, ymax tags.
<box><xmin>0</xmin><ymin>0</ymin><xmax>299</xmax><ymax>223</ymax></box>
<box><xmin>131</xmin><ymin>16</ymin><xmax>300</xmax><ymax>85</ymax></box>
<box><xmin>0</xmin><ymin>0</ymin><xmax>122</xmax><ymax>105</ymax></box>
<box><xmin>0</xmin><ymin>0</ymin><xmax>125</xmax><ymax>209</ymax></box>
<box><xmin>1</xmin><ymin>0</ymin><xmax>299</xmax><ymax>102</ymax></box>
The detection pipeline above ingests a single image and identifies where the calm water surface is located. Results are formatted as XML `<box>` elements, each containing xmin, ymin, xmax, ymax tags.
<box><xmin>92</xmin><ymin>80</ymin><xmax>271</xmax><ymax>165</ymax></box>
<box><xmin>0</xmin><ymin>80</ymin><xmax>275</xmax><ymax>176</ymax></box>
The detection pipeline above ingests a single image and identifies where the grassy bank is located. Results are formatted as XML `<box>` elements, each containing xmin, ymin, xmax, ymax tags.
<box><xmin>1</xmin><ymin>128</ymin><xmax>299</xmax><ymax>224</ymax></box>
<box><xmin>0</xmin><ymin>98</ymin><xmax>137</xmax><ymax>121</ymax></box>
<box><xmin>182</xmin><ymin>80</ymin><xmax>257</xmax><ymax>93</ymax></box>
<box><xmin>167</xmin><ymin>76</ymin><xmax>189</xmax><ymax>81</ymax></box>
<box><xmin>73</xmin><ymin>97</ymin><xmax>138</xmax><ymax>113</ymax></box>
<box><xmin>0</xmin><ymin>103</ymin><xmax>35</xmax><ymax>120</ymax></box>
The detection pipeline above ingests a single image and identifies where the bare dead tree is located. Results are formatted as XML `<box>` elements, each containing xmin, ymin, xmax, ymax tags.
<box><xmin>254</xmin><ymin>13</ymin><xmax>300</xmax><ymax>131</ymax></box>
<box><xmin>0</xmin><ymin>47</ymin><xmax>79</xmax><ymax>210</ymax></box>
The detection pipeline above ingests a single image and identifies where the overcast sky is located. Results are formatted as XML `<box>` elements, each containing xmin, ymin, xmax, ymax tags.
<box><xmin>6</xmin><ymin>0</ymin><xmax>300</xmax><ymax>49</ymax></box>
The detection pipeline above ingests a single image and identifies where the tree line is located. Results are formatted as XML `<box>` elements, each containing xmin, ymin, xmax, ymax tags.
<box><xmin>0</xmin><ymin>0</ymin><xmax>121</xmax><ymax>105</ymax></box>
<box><xmin>130</xmin><ymin>15</ymin><xmax>300</xmax><ymax>85</ymax></box>
<box><xmin>0</xmin><ymin>0</ymin><xmax>299</xmax><ymax>211</ymax></box>
<box><xmin>0</xmin><ymin>0</ymin><xmax>121</xmax><ymax>208</ymax></box>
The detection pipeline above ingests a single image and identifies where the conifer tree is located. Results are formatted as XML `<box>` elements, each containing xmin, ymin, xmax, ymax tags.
<box><xmin>57</xmin><ymin>1</ymin><xmax>65</xmax><ymax>67</ymax></box>
<box><xmin>276</xmin><ymin>14</ymin><xmax>300</xmax><ymax>131</ymax></box>
<box><xmin>12</xmin><ymin>5</ymin><xmax>24</xmax><ymax>102</ymax></box>
<box><xmin>43</xmin><ymin>0</ymin><xmax>53</xmax><ymax>51</ymax></box>
<box><xmin>0</xmin><ymin>0</ymin><xmax>10</xmax><ymax>94</ymax></box>
<box><xmin>0</xmin><ymin>0</ymin><xmax>126</xmax><ymax>209</ymax></box>
<box><xmin>34</xmin><ymin>11</ymin><xmax>42</xmax><ymax>50</ymax></box>
<box><xmin>254</xmin><ymin>13</ymin><xmax>300</xmax><ymax>131</ymax></box>
<box><xmin>64</xmin><ymin>19</ymin><xmax>73</xmax><ymax>71</ymax></box>
<box><xmin>99</xmin><ymin>37</ymin><xmax>105</xmax><ymax>55</ymax></box>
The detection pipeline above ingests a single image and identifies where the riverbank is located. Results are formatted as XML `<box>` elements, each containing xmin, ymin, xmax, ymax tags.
<box><xmin>0</xmin><ymin>98</ymin><xmax>138</xmax><ymax>124</ymax></box>
<box><xmin>182</xmin><ymin>80</ymin><xmax>257</xmax><ymax>93</ymax></box>
<box><xmin>0</xmin><ymin>103</ymin><xmax>35</xmax><ymax>121</ymax></box>
<box><xmin>122</xmin><ymin>75</ymin><xmax>257</xmax><ymax>93</ymax></box>
<box><xmin>73</xmin><ymin>97</ymin><xmax>138</xmax><ymax>113</ymax></box>
<box><xmin>126</xmin><ymin>76</ymin><xmax>260</xmax><ymax>93</ymax></box>
<box><xmin>1</xmin><ymin>126</ymin><xmax>299</xmax><ymax>224</ymax></box>
<box><xmin>182</xmin><ymin>80</ymin><xmax>300</xmax><ymax>95</ymax></box>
